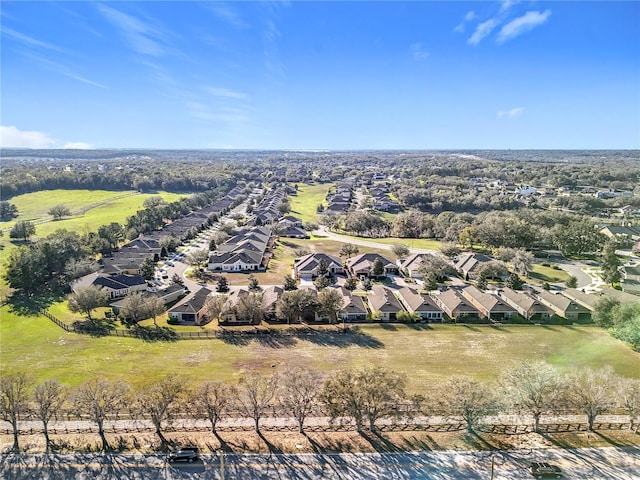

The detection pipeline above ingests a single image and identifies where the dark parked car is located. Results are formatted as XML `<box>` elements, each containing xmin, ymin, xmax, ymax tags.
<box><xmin>530</xmin><ymin>462</ymin><xmax>562</xmax><ymax>478</ymax></box>
<box><xmin>167</xmin><ymin>446</ymin><xmax>199</xmax><ymax>463</ymax></box>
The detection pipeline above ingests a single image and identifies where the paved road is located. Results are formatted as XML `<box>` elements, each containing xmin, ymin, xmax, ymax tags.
<box><xmin>1</xmin><ymin>447</ymin><xmax>638</xmax><ymax>479</ymax></box>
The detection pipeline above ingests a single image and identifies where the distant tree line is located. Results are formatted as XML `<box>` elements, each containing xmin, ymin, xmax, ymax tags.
<box><xmin>2</xmin><ymin>362</ymin><xmax>638</xmax><ymax>452</ymax></box>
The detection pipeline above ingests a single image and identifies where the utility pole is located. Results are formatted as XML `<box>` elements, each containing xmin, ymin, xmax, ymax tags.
<box><xmin>490</xmin><ymin>453</ymin><xmax>495</xmax><ymax>480</ymax></box>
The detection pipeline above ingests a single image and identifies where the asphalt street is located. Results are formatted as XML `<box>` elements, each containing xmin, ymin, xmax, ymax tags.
<box><xmin>1</xmin><ymin>447</ymin><xmax>638</xmax><ymax>479</ymax></box>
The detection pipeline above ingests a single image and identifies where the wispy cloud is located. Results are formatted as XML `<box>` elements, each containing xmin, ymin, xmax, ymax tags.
<box><xmin>96</xmin><ymin>4</ymin><xmax>165</xmax><ymax>56</ymax></box>
<box><xmin>204</xmin><ymin>87</ymin><xmax>248</xmax><ymax>100</ymax></box>
<box><xmin>497</xmin><ymin>107</ymin><xmax>524</xmax><ymax>119</ymax></box>
<box><xmin>468</xmin><ymin>18</ymin><xmax>500</xmax><ymax>45</ymax></box>
<box><xmin>454</xmin><ymin>10</ymin><xmax>476</xmax><ymax>33</ymax></box>
<box><xmin>497</xmin><ymin>10</ymin><xmax>552</xmax><ymax>43</ymax></box>
<box><xmin>410</xmin><ymin>42</ymin><xmax>430</xmax><ymax>60</ymax></box>
<box><xmin>0</xmin><ymin>125</ymin><xmax>57</xmax><ymax>148</ymax></box>
<box><xmin>22</xmin><ymin>52</ymin><xmax>108</xmax><ymax>89</ymax></box>
<box><xmin>206</xmin><ymin>3</ymin><xmax>249</xmax><ymax>29</ymax></box>
<box><xmin>499</xmin><ymin>0</ymin><xmax>519</xmax><ymax>14</ymax></box>
<box><xmin>2</xmin><ymin>27</ymin><xmax>70</xmax><ymax>54</ymax></box>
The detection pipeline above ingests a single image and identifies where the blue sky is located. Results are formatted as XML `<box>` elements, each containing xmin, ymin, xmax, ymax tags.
<box><xmin>1</xmin><ymin>1</ymin><xmax>638</xmax><ymax>150</ymax></box>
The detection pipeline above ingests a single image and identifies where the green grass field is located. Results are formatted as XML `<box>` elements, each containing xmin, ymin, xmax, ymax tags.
<box><xmin>2</xmin><ymin>304</ymin><xmax>639</xmax><ymax>391</ymax></box>
<box><xmin>288</xmin><ymin>183</ymin><xmax>332</xmax><ymax>224</ymax></box>
<box><xmin>528</xmin><ymin>263</ymin><xmax>571</xmax><ymax>284</ymax></box>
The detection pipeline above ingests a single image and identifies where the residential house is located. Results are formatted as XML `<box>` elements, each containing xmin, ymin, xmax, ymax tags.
<box><xmin>279</xmin><ymin>215</ymin><xmax>303</xmax><ymax>228</ymax></box>
<box><xmin>431</xmin><ymin>289</ymin><xmax>480</xmax><ymax>323</ymax></box>
<box><xmin>461</xmin><ymin>286</ymin><xmax>517</xmax><ymax>322</ymax></box>
<box><xmin>261</xmin><ymin>285</ymin><xmax>284</xmax><ymax>321</ymax></box>
<box><xmin>368</xmin><ymin>285</ymin><xmax>404</xmax><ymax>321</ymax></box>
<box><xmin>397</xmin><ymin>253</ymin><xmax>448</xmax><ymax>280</ymax></box>
<box><xmin>347</xmin><ymin>253</ymin><xmax>399</xmax><ymax>278</ymax></box>
<box><xmin>168</xmin><ymin>287</ymin><xmax>211</xmax><ymax>324</ymax></box>
<box><xmin>294</xmin><ymin>253</ymin><xmax>344</xmax><ymax>281</ymax></box>
<box><xmin>209</xmin><ymin>226</ymin><xmax>272</xmax><ymax>272</ymax></box>
<box><xmin>111</xmin><ymin>283</ymin><xmax>187</xmax><ymax>315</ymax></box>
<box><xmin>221</xmin><ymin>288</ymin><xmax>263</xmax><ymax>325</ymax></box>
<box><xmin>396</xmin><ymin>287</ymin><xmax>443</xmax><ymax>322</ymax></box>
<box><xmin>332</xmin><ymin>286</ymin><xmax>368</xmax><ymax>322</ymax></box>
<box><xmin>455</xmin><ymin>253</ymin><xmax>493</xmax><ymax>280</ymax></box>
<box><xmin>530</xmin><ymin>287</ymin><xmax>591</xmax><ymax>322</ymax></box>
<box><xmin>560</xmin><ymin>288</ymin><xmax>600</xmax><ymax>312</ymax></box>
<box><xmin>621</xmin><ymin>265</ymin><xmax>640</xmax><ymax>295</ymax></box>
<box><xmin>279</xmin><ymin>226</ymin><xmax>309</xmax><ymax>239</ymax></box>
<box><xmin>72</xmin><ymin>272</ymin><xmax>148</xmax><ymax>299</ymax></box>
<box><xmin>496</xmin><ymin>287</ymin><xmax>553</xmax><ymax>322</ymax></box>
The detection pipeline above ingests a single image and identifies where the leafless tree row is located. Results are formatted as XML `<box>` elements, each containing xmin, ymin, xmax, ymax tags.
<box><xmin>1</xmin><ymin>363</ymin><xmax>639</xmax><ymax>452</ymax></box>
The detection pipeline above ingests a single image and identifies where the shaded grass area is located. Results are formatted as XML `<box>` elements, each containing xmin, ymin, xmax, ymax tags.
<box><xmin>3</xmin><ymin>304</ymin><xmax>639</xmax><ymax>390</ymax></box>
<box><xmin>288</xmin><ymin>183</ymin><xmax>331</xmax><ymax>224</ymax></box>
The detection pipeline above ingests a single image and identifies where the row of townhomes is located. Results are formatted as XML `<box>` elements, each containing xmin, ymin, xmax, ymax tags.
<box><xmin>71</xmin><ymin>185</ymin><xmax>248</xmax><ymax>303</ymax></box>
<box><xmin>165</xmin><ymin>282</ymin><xmax>598</xmax><ymax>326</ymax></box>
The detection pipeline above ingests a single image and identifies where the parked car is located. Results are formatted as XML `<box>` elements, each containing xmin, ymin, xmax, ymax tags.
<box><xmin>530</xmin><ymin>462</ymin><xmax>562</xmax><ymax>478</ymax></box>
<box><xmin>167</xmin><ymin>446</ymin><xmax>199</xmax><ymax>463</ymax></box>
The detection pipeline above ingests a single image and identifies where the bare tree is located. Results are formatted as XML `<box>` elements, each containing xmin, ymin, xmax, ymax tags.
<box><xmin>136</xmin><ymin>376</ymin><xmax>185</xmax><ymax>446</ymax></box>
<box><xmin>188</xmin><ymin>248</ymin><xmax>210</xmax><ymax>266</ymax></box>
<box><xmin>0</xmin><ymin>373</ymin><xmax>32</xmax><ymax>451</ymax></box>
<box><xmin>321</xmin><ymin>367</ymin><xmax>408</xmax><ymax>432</ymax></box>
<box><xmin>119</xmin><ymin>292</ymin><xmax>149</xmax><ymax>325</ymax></box>
<box><xmin>566</xmin><ymin>366</ymin><xmax>615</xmax><ymax>431</ymax></box>
<box><xmin>236</xmin><ymin>373</ymin><xmax>279</xmax><ymax>432</ymax></box>
<box><xmin>317</xmin><ymin>289</ymin><xmax>343</xmax><ymax>324</ymax></box>
<box><xmin>391</xmin><ymin>243</ymin><xmax>410</xmax><ymax>258</ymax></box>
<box><xmin>617</xmin><ymin>377</ymin><xmax>640</xmax><ymax>432</ymax></box>
<box><xmin>73</xmin><ymin>378</ymin><xmax>130</xmax><ymax>451</ymax></box>
<box><xmin>205</xmin><ymin>294</ymin><xmax>227</xmax><ymax>322</ymax></box>
<box><xmin>499</xmin><ymin>361</ymin><xmax>561</xmax><ymax>433</ymax></box>
<box><xmin>145</xmin><ymin>296</ymin><xmax>166</xmax><ymax>328</ymax></box>
<box><xmin>68</xmin><ymin>286</ymin><xmax>109</xmax><ymax>321</ymax></box>
<box><xmin>439</xmin><ymin>376</ymin><xmax>497</xmax><ymax>433</ymax></box>
<box><xmin>33</xmin><ymin>379</ymin><xmax>66</xmax><ymax>452</ymax></box>
<box><xmin>194</xmin><ymin>380</ymin><xmax>236</xmax><ymax>435</ymax></box>
<box><xmin>280</xmin><ymin>367</ymin><xmax>323</xmax><ymax>433</ymax></box>
<box><xmin>236</xmin><ymin>292</ymin><xmax>265</xmax><ymax>325</ymax></box>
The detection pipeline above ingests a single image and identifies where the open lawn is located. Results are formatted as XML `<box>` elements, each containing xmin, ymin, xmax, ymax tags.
<box><xmin>2</xmin><ymin>304</ymin><xmax>639</xmax><ymax>390</ymax></box>
<box><xmin>529</xmin><ymin>263</ymin><xmax>571</xmax><ymax>284</ymax></box>
<box><xmin>288</xmin><ymin>183</ymin><xmax>332</xmax><ymax>224</ymax></box>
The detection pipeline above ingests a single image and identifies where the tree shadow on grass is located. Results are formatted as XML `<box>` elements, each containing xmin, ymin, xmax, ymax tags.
<box><xmin>593</xmin><ymin>430</ymin><xmax>628</xmax><ymax>447</ymax></box>
<box><xmin>130</xmin><ymin>325</ymin><xmax>178</xmax><ymax>342</ymax></box>
<box><xmin>253</xmin><ymin>334</ymin><xmax>298</xmax><ymax>348</ymax></box>
<box><xmin>257</xmin><ymin>431</ymin><xmax>282</xmax><ymax>454</ymax></box>
<box><xmin>379</xmin><ymin>323</ymin><xmax>397</xmax><ymax>331</ymax></box>
<box><xmin>295</xmin><ymin>330</ymin><xmax>384</xmax><ymax>348</ymax></box>
<box><xmin>8</xmin><ymin>289</ymin><xmax>66</xmax><ymax>316</ymax></box>
<box><xmin>359</xmin><ymin>429</ymin><xmax>403</xmax><ymax>453</ymax></box>
<box><xmin>401</xmin><ymin>434</ymin><xmax>438</xmax><ymax>451</ymax></box>
<box><xmin>406</xmin><ymin>323</ymin><xmax>433</xmax><ymax>330</ymax></box>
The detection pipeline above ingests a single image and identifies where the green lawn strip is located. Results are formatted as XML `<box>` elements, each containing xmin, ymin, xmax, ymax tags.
<box><xmin>3</xmin><ymin>305</ymin><xmax>639</xmax><ymax>391</ymax></box>
<box><xmin>324</xmin><ymin>232</ymin><xmax>441</xmax><ymax>251</ymax></box>
<box><xmin>528</xmin><ymin>263</ymin><xmax>571</xmax><ymax>283</ymax></box>
<box><xmin>288</xmin><ymin>183</ymin><xmax>332</xmax><ymax>224</ymax></box>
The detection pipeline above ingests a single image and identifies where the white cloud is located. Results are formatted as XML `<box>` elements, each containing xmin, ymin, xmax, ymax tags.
<box><xmin>204</xmin><ymin>87</ymin><xmax>248</xmax><ymax>100</ymax></box>
<box><xmin>207</xmin><ymin>3</ymin><xmax>249</xmax><ymax>29</ymax></box>
<box><xmin>497</xmin><ymin>107</ymin><xmax>524</xmax><ymax>119</ymax></box>
<box><xmin>454</xmin><ymin>10</ymin><xmax>476</xmax><ymax>33</ymax></box>
<box><xmin>0</xmin><ymin>125</ymin><xmax>56</xmax><ymax>148</ymax></box>
<box><xmin>468</xmin><ymin>18</ymin><xmax>500</xmax><ymax>45</ymax></box>
<box><xmin>22</xmin><ymin>53</ymin><xmax>108</xmax><ymax>89</ymax></box>
<box><xmin>96</xmin><ymin>4</ymin><xmax>164</xmax><ymax>56</ymax></box>
<box><xmin>497</xmin><ymin>10</ymin><xmax>552</xmax><ymax>43</ymax></box>
<box><xmin>2</xmin><ymin>27</ymin><xmax>69</xmax><ymax>54</ymax></box>
<box><xmin>410</xmin><ymin>42</ymin><xmax>429</xmax><ymax>60</ymax></box>
<box><xmin>499</xmin><ymin>0</ymin><xmax>519</xmax><ymax>14</ymax></box>
<box><xmin>63</xmin><ymin>142</ymin><xmax>93</xmax><ymax>149</ymax></box>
